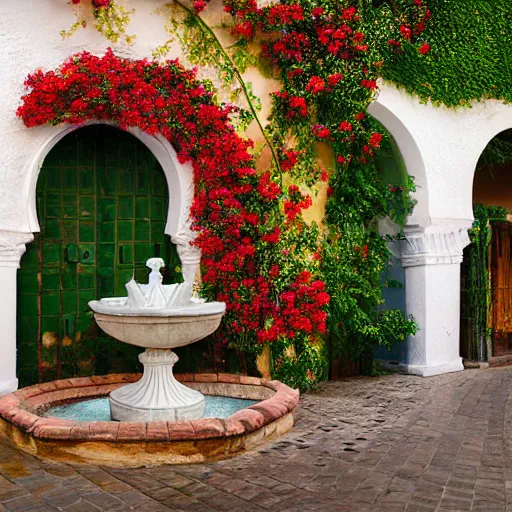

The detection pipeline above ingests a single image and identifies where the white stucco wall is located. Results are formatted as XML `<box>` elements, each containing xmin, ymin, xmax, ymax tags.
<box><xmin>0</xmin><ymin>0</ymin><xmax>202</xmax><ymax>393</ymax></box>
<box><xmin>370</xmin><ymin>82</ymin><xmax>512</xmax><ymax>231</ymax></box>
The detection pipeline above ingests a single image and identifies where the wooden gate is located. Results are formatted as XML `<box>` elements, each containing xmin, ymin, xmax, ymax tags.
<box><xmin>490</xmin><ymin>221</ymin><xmax>512</xmax><ymax>356</ymax></box>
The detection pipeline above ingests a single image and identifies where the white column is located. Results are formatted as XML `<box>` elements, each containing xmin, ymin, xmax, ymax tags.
<box><xmin>0</xmin><ymin>231</ymin><xmax>33</xmax><ymax>395</ymax></box>
<box><xmin>397</xmin><ymin>226</ymin><xmax>471</xmax><ymax>377</ymax></box>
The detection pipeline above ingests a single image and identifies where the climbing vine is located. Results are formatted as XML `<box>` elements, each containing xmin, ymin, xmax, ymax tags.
<box><xmin>17</xmin><ymin>50</ymin><xmax>329</xmax><ymax>391</ymax></box>
<box><xmin>207</xmin><ymin>0</ymin><xmax>424</xmax><ymax>370</ymax></box>
<box><xmin>63</xmin><ymin>0</ymin><xmax>135</xmax><ymax>43</ymax></box>
<box><xmin>55</xmin><ymin>0</ymin><xmax>432</xmax><ymax>384</ymax></box>
<box><xmin>462</xmin><ymin>205</ymin><xmax>507</xmax><ymax>361</ymax></box>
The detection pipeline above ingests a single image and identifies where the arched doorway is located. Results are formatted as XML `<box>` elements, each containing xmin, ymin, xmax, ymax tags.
<box><xmin>16</xmin><ymin>125</ymin><xmax>182</xmax><ymax>386</ymax></box>
<box><xmin>461</xmin><ymin>128</ymin><xmax>512</xmax><ymax>363</ymax></box>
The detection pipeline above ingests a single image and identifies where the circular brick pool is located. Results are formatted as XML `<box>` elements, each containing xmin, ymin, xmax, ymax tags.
<box><xmin>0</xmin><ymin>373</ymin><xmax>299</xmax><ymax>467</ymax></box>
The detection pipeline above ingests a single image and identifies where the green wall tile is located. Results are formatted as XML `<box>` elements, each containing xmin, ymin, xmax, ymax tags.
<box><xmin>118</xmin><ymin>221</ymin><xmax>133</xmax><ymax>241</ymax></box>
<box><xmin>79</xmin><ymin>168</ymin><xmax>95</xmax><ymax>191</ymax></box>
<box><xmin>61</xmin><ymin>290</ymin><xmax>77</xmax><ymax>316</ymax></box>
<box><xmin>62</xmin><ymin>168</ymin><xmax>77</xmax><ymax>190</ymax></box>
<box><xmin>119</xmin><ymin>196</ymin><xmax>134</xmax><ymax>218</ymax></box>
<box><xmin>135</xmin><ymin>221</ymin><xmax>149</xmax><ymax>241</ymax></box>
<box><xmin>41</xmin><ymin>292</ymin><xmax>59</xmax><ymax>314</ymax></box>
<box><xmin>79</xmin><ymin>222</ymin><xmax>95</xmax><ymax>243</ymax></box>
<box><xmin>79</xmin><ymin>196</ymin><xmax>95</xmax><ymax>217</ymax></box>
<box><xmin>42</xmin><ymin>243</ymin><xmax>61</xmax><ymax>265</ymax></box>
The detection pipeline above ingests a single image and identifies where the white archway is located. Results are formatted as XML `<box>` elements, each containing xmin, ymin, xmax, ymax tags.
<box><xmin>368</xmin><ymin>83</ymin><xmax>472</xmax><ymax>377</ymax></box>
<box><xmin>27</xmin><ymin>122</ymin><xmax>201</xmax><ymax>280</ymax></box>
<box><xmin>0</xmin><ymin>122</ymin><xmax>199</xmax><ymax>395</ymax></box>
<box><xmin>368</xmin><ymin>98</ymin><xmax>430</xmax><ymax>229</ymax></box>
<box><xmin>24</xmin><ymin>122</ymin><xmax>199</xmax><ymax>281</ymax></box>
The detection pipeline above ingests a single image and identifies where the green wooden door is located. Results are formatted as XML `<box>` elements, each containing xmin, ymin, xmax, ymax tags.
<box><xmin>17</xmin><ymin>126</ymin><xmax>182</xmax><ymax>386</ymax></box>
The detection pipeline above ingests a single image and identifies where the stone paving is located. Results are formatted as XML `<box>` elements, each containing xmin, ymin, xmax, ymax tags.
<box><xmin>1</xmin><ymin>368</ymin><xmax>512</xmax><ymax>511</ymax></box>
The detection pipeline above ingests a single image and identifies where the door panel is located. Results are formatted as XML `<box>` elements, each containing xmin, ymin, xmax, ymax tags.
<box><xmin>491</xmin><ymin>221</ymin><xmax>512</xmax><ymax>356</ymax></box>
<box><xmin>17</xmin><ymin>126</ymin><xmax>182</xmax><ymax>386</ymax></box>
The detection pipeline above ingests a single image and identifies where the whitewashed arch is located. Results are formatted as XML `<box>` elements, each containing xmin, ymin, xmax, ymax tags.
<box><xmin>468</xmin><ymin>114</ymin><xmax>512</xmax><ymax>198</ymax></box>
<box><xmin>368</xmin><ymin>92</ymin><xmax>430</xmax><ymax>229</ymax></box>
<box><xmin>24</xmin><ymin>122</ymin><xmax>200</xmax><ymax>281</ymax></box>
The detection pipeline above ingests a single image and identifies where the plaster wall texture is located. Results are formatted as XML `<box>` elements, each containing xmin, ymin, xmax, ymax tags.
<box><xmin>370</xmin><ymin>81</ymin><xmax>512</xmax><ymax>230</ymax></box>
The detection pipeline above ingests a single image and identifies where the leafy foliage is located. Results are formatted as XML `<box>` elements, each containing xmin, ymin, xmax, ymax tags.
<box><xmin>62</xmin><ymin>0</ymin><xmax>135</xmax><ymax>44</ymax></box>
<box><xmin>57</xmin><ymin>0</ymin><xmax>435</xmax><ymax>386</ymax></box>
<box><xmin>381</xmin><ymin>0</ymin><xmax>512</xmax><ymax>106</ymax></box>
<box><xmin>461</xmin><ymin>205</ymin><xmax>507</xmax><ymax>361</ymax></box>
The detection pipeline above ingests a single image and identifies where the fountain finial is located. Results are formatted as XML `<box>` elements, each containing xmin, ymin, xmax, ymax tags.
<box><xmin>146</xmin><ymin>257</ymin><xmax>165</xmax><ymax>287</ymax></box>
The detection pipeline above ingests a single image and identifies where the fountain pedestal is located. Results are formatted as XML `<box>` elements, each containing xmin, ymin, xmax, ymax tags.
<box><xmin>109</xmin><ymin>349</ymin><xmax>205</xmax><ymax>422</ymax></box>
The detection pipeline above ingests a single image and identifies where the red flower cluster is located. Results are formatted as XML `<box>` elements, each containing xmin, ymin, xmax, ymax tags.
<box><xmin>264</xmin><ymin>4</ymin><xmax>304</xmax><ymax>26</ymax></box>
<box><xmin>312</xmin><ymin>124</ymin><xmax>331</xmax><ymax>139</ymax></box>
<box><xmin>284</xmin><ymin>185</ymin><xmax>312</xmax><ymax>221</ymax></box>
<box><xmin>72</xmin><ymin>0</ymin><xmax>111</xmax><ymax>7</ymax></box>
<box><xmin>265</xmin><ymin>32</ymin><xmax>310</xmax><ymax>63</ymax></box>
<box><xmin>368</xmin><ymin>132</ymin><xmax>383</xmax><ymax>148</ymax></box>
<box><xmin>258</xmin><ymin>273</ymin><xmax>329</xmax><ymax>342</ymax></box>
<box><xmin>419</xmin><ymin>43</ymin><xmax>431</xmax><ymax>55</ymax></box>
<box><xmin>274</xmin><ymin>91</ymin><xmax>308</xmax><ymax>118</ymax></box>
<box><xmin>306</xmin><ymin>76</ymin><xmax>326</xmax><ymax>94</ymax></box>
<box><xmin>279</xmin><ymin>149</ymin><xmax>300</xmax><ymax>171</ymax></box>
<box><xmin>17</xmin><ymin>50</ymin><xmax>329</xmax><ymax>353</ymax></box>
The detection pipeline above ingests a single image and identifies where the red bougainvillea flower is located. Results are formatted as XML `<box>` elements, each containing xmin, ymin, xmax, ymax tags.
<box><xmin>361</xmin><ymin>79</ymin><xmax>378</xmax><ymax>90</ymax></box>
<box><xmin>419</xmin><ymin>42</ymin><xmax>431</xmax><ymax>55</ymax></box>
<box><xmin>17</xmin><ymin>49</ymin><xmax>329</xmax><ymax>360</ymax></box>
<box><xmin>280</xmin><ymin>149</ymin><xmax>299</xmax><ymax>171</ymax></box>
<box><xmin>306</xmin><ymin>76</ymin><xmax>325</xmax><ymax>94</ymax></box>
<box><xmin>327</xmin><ymin>73</ymin><xmax>343</xmax><ymax>88</ymax></box>
<box><xmin>233</xmin><ymin>20</ymin><xmax>254</xmax><ymax>39</ymax></box>
<box><xmin>287</xmin><ymin>95</ymin><xmax>308</xmax><ymax>117</ymax></box>
<box><xmin>311</xmin><ymin>7</ymin><xmax>324</xmax><ymax>18</ymax></box>
<box><xmin>338</xmin><ymin>121</ymin><xmax>353</xmax><ymax>132</ymax></box>
<box><xmin>400</xmin><ymin>25</ymin><xmax>412</xmax><ymax>40</ymax></box>
<box><xmin>92</xmin><ymin>0</ymin><xmax>111</xmax><ymax>7</ymax></box>
<box><xmin>312</xmin><ymin>124</ymin><xmax>331</xmax><ymax>139</ymax></box>
<box><xmin>261</xmin><ymin>226</ymin><xmax>281</xmax><ymax>244</ymax></box>
<box><xmin>265</xmin><ymin>4</ymin><xmax>304</xmax><ymax>26</ymax></box>
<box><xmin>193</xmin><ymin>0</ymin><xmax>207</xmax><ymax>13</ymax></box>
<box><xmin>368</xmin><ymin>132</ymin><xmax>383</xmax><ymax>149</ymax></box>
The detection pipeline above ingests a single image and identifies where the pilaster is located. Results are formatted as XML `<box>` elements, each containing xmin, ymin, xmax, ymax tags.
<box><xmin>0</xmin><ymin>231</ymin><xmax>33</xmax><ymax>395</ymax></box>
<box><xmin>389</xmin><ymin>226</ymin><xmax>471</xmax><ymax>377</ymax></box>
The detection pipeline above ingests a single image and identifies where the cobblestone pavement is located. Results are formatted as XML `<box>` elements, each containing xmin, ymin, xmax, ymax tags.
<box><xmin>2</xmin><ymin>368</ymin><xmax>512</xmax><ymax>511</ymax></box>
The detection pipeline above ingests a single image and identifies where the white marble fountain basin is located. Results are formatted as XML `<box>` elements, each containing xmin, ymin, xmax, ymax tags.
<box><xmin>88</xmin><ymin>300</ymin><xmax>226</xmax><ymax>350</ymax></box>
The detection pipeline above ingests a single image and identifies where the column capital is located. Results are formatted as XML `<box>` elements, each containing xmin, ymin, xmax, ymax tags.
<box><xmin>0</xmin><ymin>231</ymin><xmax>34</xmax><ymax>268</ymax></box>
<box><xmin>399</xmin><ymin>227</ymin><xmax>471</xmax><ymax>268</ymax></box>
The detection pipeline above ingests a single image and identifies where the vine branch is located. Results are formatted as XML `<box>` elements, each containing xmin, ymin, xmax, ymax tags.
<box><xmin>172</xmin><ymin>0</ymin><xmax>283</xmax><ymax>180</ymax></box>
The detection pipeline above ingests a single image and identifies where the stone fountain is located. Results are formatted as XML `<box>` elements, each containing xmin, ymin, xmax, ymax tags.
<box><xmin>88</xmin><ymin>258</ymin><xmax>225</xmax><ymax>422</ymax></box>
